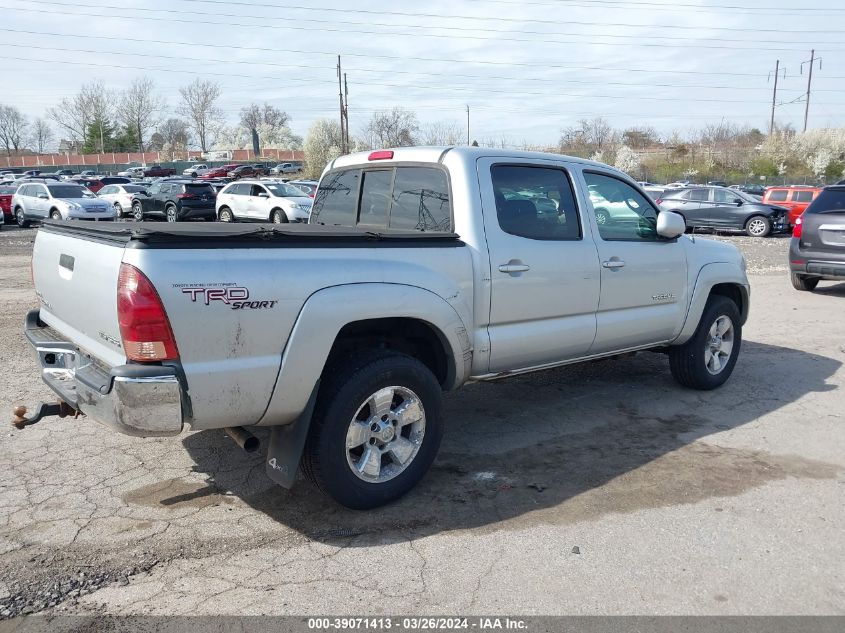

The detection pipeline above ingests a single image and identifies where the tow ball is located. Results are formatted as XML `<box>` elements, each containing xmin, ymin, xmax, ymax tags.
<box><xmin>11</xmin><ymin>402</ymin><xmax>81</xmax><ymax>430</ymax></box>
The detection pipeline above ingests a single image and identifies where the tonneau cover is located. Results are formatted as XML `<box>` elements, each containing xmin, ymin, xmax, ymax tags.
<box><xmin>37</xmin><ymin>220</ymin><xmax>462</xmax><ymax>248</ymax></box>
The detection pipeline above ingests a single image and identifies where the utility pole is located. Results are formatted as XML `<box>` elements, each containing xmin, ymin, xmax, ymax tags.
<box><xmin>337</xmin><ymin>55</ymin><xmax>347</xmax><ymax>154</ymax></box>
<box><xmin>801</xmin><ymin>49</ymin><xmax>821</xmax><ymax>133</ymax></box>
<box><xmin>344</xmin><ymin>72</ymin><xmax>350</xmax><ymax>151</ymax></box>
<box><xmin>768</xmin><ymin>59</ymin><xmax>782</xmax><ymax>135</ymax></box>
<box><xmin>466</xmin><ymin>105</ymin><xmax>470</xmax><ymax>145</ymax></box>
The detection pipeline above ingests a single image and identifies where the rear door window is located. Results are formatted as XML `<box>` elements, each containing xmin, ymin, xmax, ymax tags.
<box><xmin>767</xmin><ymin>190</ymin><xmax>788</xmax><ymax>202</ymax></box>
<box><xmin>687</xmin><ymin>189</ymin><xmax>709</xmax><ymax>202</ymax></box>
<box><xmin>311</xmin><ymin>169</ymin><xmax>361</xmax><ymax>226</ymax></box>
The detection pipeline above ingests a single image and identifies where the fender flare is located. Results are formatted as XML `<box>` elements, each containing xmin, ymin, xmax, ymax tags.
<box><xmin>672</xmin><ymin>262</ymin><xmax>750</xmax><ymax>345</ymax></box>
<box><xmin>256</xmin><ymin>282</ymin><xmax>472</xmax><ymax>427</ymax></box>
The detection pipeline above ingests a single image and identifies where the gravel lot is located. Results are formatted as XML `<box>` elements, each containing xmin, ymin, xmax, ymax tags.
<box><xmin>1</xmin><ymin>225</ymin><xmax>843</xmax><ymax>617</ymax></box>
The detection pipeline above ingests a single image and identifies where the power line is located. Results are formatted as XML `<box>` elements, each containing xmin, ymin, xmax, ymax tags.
<box><xmin>8</xmin><ymin>27</ymin><xmax>845</xmax><ymax>81</ymax></box>
<box><xmin>7</xmin><ymin>3</ymin><xmax>845</xmax><ymax>53</ymax></box>
<box><xmin>472</xmin><ymin>0</ymin><xmax>845</xmax><ymax>12</ymax></box>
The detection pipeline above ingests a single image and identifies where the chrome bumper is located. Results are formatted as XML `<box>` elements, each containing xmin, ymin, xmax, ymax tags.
<box><xmin>25</xmin><ymin>310</ymin><xmax>184</xmax><ymax>437</ymax></box>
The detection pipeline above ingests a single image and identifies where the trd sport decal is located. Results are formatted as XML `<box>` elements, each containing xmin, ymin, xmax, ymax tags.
<box><xmin>179</xmin><ymin>285</ymin><xmax>278</xmax><ymax>310</ymax></box>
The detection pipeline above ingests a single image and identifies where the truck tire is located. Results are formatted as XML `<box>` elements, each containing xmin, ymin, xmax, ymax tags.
<box><xmin>302</xmin><ymin>351</ymin><xmax>444</xmax><ymax>509</ymax></box>
<box><xmin>790</xmin><ymin>273</ymin><xmax>819</xmax><ymax>291</ymax></box>
<box><xmin>669</xmin><ymin>295</ymin><xmax>742</xmax><ymax>390</ymax></box>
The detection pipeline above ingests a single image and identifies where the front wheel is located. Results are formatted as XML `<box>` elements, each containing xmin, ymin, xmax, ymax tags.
<box><xmin>745</xmin><ymin>215</ymin><xmax>771</xmax><ymax>237</ymax></box>
<box><xmin>791</xmin><ymin>273</ymin><xmax>819</xmax><ymax>291</ymax></box>
<box><xmin>302</xmin><ymin>352</ymin><xmax>444</xmax><ymax>509</ymax></box>
<box><xmin>218</xmin><ymin>207</ymin><xmax>234</xmax><ymax>222</ymax></box>
<box><xmin>50</xmin><ymin>210</ymin><xmax>62</xmax><ymax>220</ymax></box>
<box><xmin>669</xmin><ymin>295</ymin><xmax>742</xmax><ymax>390</ymax></box>
<box><xmin>270</xmin><ymin>209</ymin><xmax>288</xmax><ymax>223</ymax></box>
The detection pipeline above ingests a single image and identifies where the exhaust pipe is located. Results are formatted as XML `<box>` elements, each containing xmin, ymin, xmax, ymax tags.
<box><xmin>224</xmin><ymin>426</ymin><xmax>259</xmax><ymax>453</ymax></box>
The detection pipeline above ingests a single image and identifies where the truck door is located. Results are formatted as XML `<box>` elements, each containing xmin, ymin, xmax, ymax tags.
<box><xmin>579</xmin><ymin>170</ymin><xmax>688</xmax><ymax>353</ymax></box>
<box><xmin>478</xmin><ymin>157</ymin><xmax>601</xmax><ymax>373</ymax></box>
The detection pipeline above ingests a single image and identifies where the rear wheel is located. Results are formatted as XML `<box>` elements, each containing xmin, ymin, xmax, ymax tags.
<box><xmin>132</xmin><ymin>202</ymin><xmax>144</xmax><ymax>221</ymax></box>
<box><xmin>218</xmin><ymin>207</ymin><xmax>234</xmax><ymax>222</ymax></box>
<box><xmin>669</xmin><ymin>295</ymin><xmax>742</xmax><ymax>390</ymax></box>
<box><xmin>15</xmin><ymin>208</ymin><xmax>29</xmax><ymax>228</ymax></box>
<box><xmin>595</xmin><ymin>208</ymin><xmax>609</xmax><ymax>225</ymax></box>
<box><xmin>166</xmin><ymin>205</ymin><xmax>178</xmax><ymax>223</ymax></box>
<box><xmin>791</xmin><ymin>273</ymin><xmax>819</xmax><ymax>291</ymax></box>
<box><xmin>745</xmin><ymin>215</ymin><xmax>771</xmax><ymax>237</ymax></box>
<box><xmin>302</xmin><ymin>352</ymin><xmax>444</xmax><ymax>509</ymax></box>
<box><xmin>270</xmin><ymin>209</ymin><xmax>288</xmax><ymax>223</ymax></box>
<box><xmin>113</xmin><ymin>202</ymin><xmax>123</xmax><ymax>217</ymax></box>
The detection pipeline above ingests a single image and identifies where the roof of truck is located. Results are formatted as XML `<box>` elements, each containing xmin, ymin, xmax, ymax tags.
<box><xmin>329</xmin><ymin>145</ymin><xmax>625</xmax><ymax>175</ymax></box>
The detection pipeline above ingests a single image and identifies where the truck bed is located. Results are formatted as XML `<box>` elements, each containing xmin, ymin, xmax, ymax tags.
<box><xmin>37</xmin><ymin>220</ymin><xmax>463</xmax><ymax>248</ymax></box>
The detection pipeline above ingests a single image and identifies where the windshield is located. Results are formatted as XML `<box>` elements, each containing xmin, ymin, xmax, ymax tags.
<box><xmin>266</xmin><ymin>183</ymin><xmax>307</xmax><ymax>197</ymax></box>
<box><xmin>732</xmin><ymin>189</ymin><xmax>760</xmax><ymax>203</ymax></box>
<box><xmin>123</xmin><ymin>185</ymin><xmax>147</xmax><ymax>193</ymax></box>
<box><xmin>48</xmin><ymin>185</ymin><xmax>94</xmax><ymax>199</ymax></box>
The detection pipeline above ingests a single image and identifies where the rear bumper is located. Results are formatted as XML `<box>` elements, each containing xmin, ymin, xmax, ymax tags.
<box><xmin>25</xmin><ymin>310</ymin><xmax>184</xmax><ymax>437</ymax></box>
<box><xmin>789</xmin><ymin>237</ymin><xmax>845</xmax><ymax>279</ymax></box>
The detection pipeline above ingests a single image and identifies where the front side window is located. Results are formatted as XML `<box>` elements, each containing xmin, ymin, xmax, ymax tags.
<box><xmin>491</xmin><ymin>165</ymin><xmax>580</xmax><ymax>240</ymax></box>
<box><xmin>311</xmin><ymin>169</ymin><xmax>360</xmax><ymax>226</ymax></box>
<box><xmin>584</xmin><ymin>171</ymin><xmax>659</xmax><ymax>241</ymax></box>
<box><xmin>713</xmin><ymin>188</ymin><xmax>735</xmax><ymax>203</ymax></box>
<box><xmin>250</xmin><ymin>185</ymin><xmax>268</xmax><ymax>197</ymax></box>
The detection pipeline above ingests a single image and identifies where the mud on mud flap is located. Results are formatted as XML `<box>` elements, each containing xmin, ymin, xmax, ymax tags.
<box><xmin>265</xmin><ymin>382</ymin><xmax>319</xmax><ymax>488</ymax></box>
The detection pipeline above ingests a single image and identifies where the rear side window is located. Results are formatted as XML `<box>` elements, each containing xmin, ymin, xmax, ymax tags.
<box><xmin>687</xmin><ymin>189</ymin><xmax>709</xmax><ymax>202</ymax></box>
<box><xmin>793</xmin><ymin>190</ymin><xmax>814</xmax><ymax>202</ymax></box>
<box><xmin>806</xmin><ymin>189</ymin><xmax>845</xmax><ymax>214</ymax></box>
<box><xmin>767</xmin><ymin>190</ymin><xmax>788</xmax><ymax>202</ymax></box>
<box><xmin>358</xmin><ymin>170</ymin><xmax>393</xmax><ymax>227</ymax></box>
<box><xmin>491</xmin><ymin>165</ymin><xmax>581</xmax><ymax>240</ymax></box>
<box><xmin>311</xmin><ymin>169</ymin><xmax>361</xmax><ymax>226</ymax></box>
<box><xmin>390</xmin><ymin>167</ymin><xmax>451</xmax><ymax>231</ymax></box>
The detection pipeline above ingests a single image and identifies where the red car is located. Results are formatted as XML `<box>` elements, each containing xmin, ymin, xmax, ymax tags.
<box><xmin>762</xmin><ymin>186</ymin><xmax>822</xmax><ymax>226</ymax></box>
<box><xmin>0</xmin><ymin>184</ymin><xmax>16</xmax><ymax>223</ymax></box>
<box><xmin>143</xmin><ymin>164</ymin><xmax>177</xmax><ymax>178</ymax></box>
<box><xmin>200</xmin><ymin>163</ymin><xmax>241</xmax><ymax>179</ymax></box>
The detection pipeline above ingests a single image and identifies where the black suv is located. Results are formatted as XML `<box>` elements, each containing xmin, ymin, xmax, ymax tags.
<box><xmin>656</xmin><ymin>186</ymin><xmax>789</xmax><ymax>237</ymax></box>
<box><xmin>131</xmin><ymin>180</ymin><xmax>216</xmax><ymax>222</ymax></box>
<box><xmin>789</xmin><ymin>185</ymin><xmax>845</xmax><ymax>291</ymax></box>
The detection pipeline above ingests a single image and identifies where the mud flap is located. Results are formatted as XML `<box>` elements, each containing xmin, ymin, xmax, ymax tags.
<box><xmin>265</xmin><ymin>381</ymin><xmax>319</xmax><ymax>489</ymax></box>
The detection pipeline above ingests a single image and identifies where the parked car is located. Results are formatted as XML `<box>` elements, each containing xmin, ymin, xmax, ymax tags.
<box><xmin>76</xmin><ymin>170</ymin><xmax>98</xmax><ymax>178</ymax></box>
<box><xmin>227</xmin><ymin>164</ymin><xmax>267</xmax><ymax>180</ymax></box>
<box><xmin>117</xmin><ymin>166</ymin><xmax>146</xmax><ymax>178</ymax></box>
<box><xmin>86</xmin><ymin>176</ymin><xmax>132</xmax><ymax>194</ymax></box>
<box><xmin>97</xmin><ymin>183</ymin><xmax>150</xmax><ymax>217</ymax></box>
<box><xmin>642</xmin><ymin>186</ymin><xmax>666</xmax><ymax>201</ymax></box>
<box><xmin>656</xmin><ymin>186</ymin><xmax>789</xmax><ymax>237</ymax></box>
<box><xmin>707</xmin><ymin>181</ymin><xmax>728</xmax><ymax>187</ymax></box>
<box><xmin>182</xmin><ymin>164</ymin><xmax>211</xmax><ymax>177</ymax></box>
<box><xmin>22</xmin><ymin>147</ymin><xmax>749</xmax><ymax>509</ymax></box>
<box><xmin>288</xmin><ymin>179</ymin><xmax>318</xmax><ymax>198</ymax></box>
<box><xmin>216</xmin><ymin>179</ymin><xmax>312</xmax><ymax>223</ymax></box>
<box><xmin>12</xmin><ymin>182</ymin><xmax>115</xmax><ymax>226</ymax></box>
<box><xmin>142</xmin><ymin>164</ymin><xmax>177</xmax><ymax>178</ymax></box>
<box><xmin>730</xmin><ymin>184</ymin><xmax>766</xmax><ymax>197</ymax></box>
<box><xmin>762</xmin><ymin>186</ymin><xmax>822</xmax><ymax>226</ymax></box>
<box><xmin>789</xmin><ymin>185</ymin><xmax>845</xmax><ymax>291</ymax></box>
<box><xmin>22</xmin><ymin>170</ymin><xmax>40</xmax><ymax>177</ymax></box>
<box><xmin>130</xmin><ymin>180</ymin><xmax>216</xmax><ymax>222</ymax></box>
<box><xmin>55</xmin><ymin>169</ymin><xmax>75</xmax><ymax>179</ymax></box>
<box><xmin>0</xmin><ymin>185</ymin><xmax>16</xmax><ymax>224</ymax></box>
<box><xmin>200</xmin><ymin>163</ymin><xmax>241</xmax><ymax>179</ymax></box>
<box><xmin>271</xmin><ymin>162</ymin><xmax>300</xmax><ymax>175</ymax></box>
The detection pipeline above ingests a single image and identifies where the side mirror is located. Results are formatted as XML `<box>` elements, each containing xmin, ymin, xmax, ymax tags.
<box><xmin>37</xmin><ymin>193</ymin><xmax>49</xmax><ymax>200</ymax></box>
<box><xmin>258</xmin><ymin>192</ymin><xmax>269</xmax><ymax>198</ymax></box>
<box><xmin>734</xmin><ymin>198</ymin><xmax>743</xmax><ymax>206</ymax></box>
<box><xmin>656</xmin><ymin>210</ymin><xmax>685</xmax><ymax>239</ymax></box>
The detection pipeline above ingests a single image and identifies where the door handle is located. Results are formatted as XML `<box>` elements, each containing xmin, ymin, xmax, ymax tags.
<box><xmin>602</xmin><ymin>260</ymin><xmax>626</xmax><ymax>269</ymax></box>
<box><xmin>498</xmin><ymin>262</ymin><xmax>531</xmax><ymax>274</ymax></box>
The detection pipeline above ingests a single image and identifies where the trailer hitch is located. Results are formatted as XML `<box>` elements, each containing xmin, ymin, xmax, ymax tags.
<box><xmin>11</xmin><ymin>402</ymin><xmax>81</xmax><ymax>429</ymax></box>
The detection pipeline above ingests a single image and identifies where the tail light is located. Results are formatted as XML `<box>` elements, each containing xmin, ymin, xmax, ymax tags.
<box><xmin>655</xmin><ymin>198</ymin><xmax>663</xmax><ymax>205</ymax></box>
<box><xmin>368</xmin><ymin>150</ymin><xmax>394</xmax><ymax>161</ymax></box>
<box><xmin>177</xmin><ymin>193</ymin><xmax>197</xmax><ymax>199</ymax></box>
<box><xmin>117</xmin><ymin>263</ymin><xmax>179</xmax><ymax>362</ymax></box>
<box><xmin>792</xmin><ymin>215</ymin><xmax>803</xmax><ymax>239</ymax></box>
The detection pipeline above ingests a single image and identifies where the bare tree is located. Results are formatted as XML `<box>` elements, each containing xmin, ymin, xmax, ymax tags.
<box><xmin>419</xmin><ymin>120</ymin><xmax>463</xmax><ymax>145</ymax></box>
<box><xmin>559</xmin><ymin>117</ymin><xmax>618</xmax><ymax>158</ymax></box>
<box><xmin>48</xmin><ymin>91</ymin><xmax>92</xmax><ymax>145</ymax></box>
<box><xmin>30</xmin><ymin>118</ymin><xmax>55</xmax><ymax>154</ymax></box>
<box><xmin>82</xmin><ymin>82</ymin><xmax>113</xmax><ymax>153</ymax></box>
<box><xmin>239</xmin><ymin>103</ymin><xmax>291</xmax><ymax>154</ymax></box>
<box><xmin>177</xmin><ymin>79</ymin><xmax>223</xmax><ymax>152</ymax></box>
<box><xmin>150</xmin><ymin>118</ymin><xmax>191</xmax><ymax>160</ymax></box>
<box><xmin>117</xmin><ymin>77</ymin><xmax>164</xmax><ymax>153</ymax></box>
<box><xmin>362</xmin><ymin>107</ymin><xmax>418</xmax><ymax>148</ymax></box>
<box><xmin>0</xmin><ymin>105</ymin><xmax>28</xmax><ymax>156</ymax></box>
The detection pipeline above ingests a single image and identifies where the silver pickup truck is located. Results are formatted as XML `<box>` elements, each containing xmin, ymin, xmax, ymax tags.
<box><xmin>21</xmin><ymin>147</ymin><xmax>749</xmax><ymax>509</ymax></box>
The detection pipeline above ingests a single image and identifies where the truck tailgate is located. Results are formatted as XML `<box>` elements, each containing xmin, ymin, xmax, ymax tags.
<box><xmin>33</xmin><ymin>228</ymin><xmax>127</xmax><ymax>368</ymax></box>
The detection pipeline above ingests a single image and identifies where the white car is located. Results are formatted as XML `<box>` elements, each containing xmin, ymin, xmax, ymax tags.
<box><xmin>215</xmin><ymin>179</ymin><xmax>312</xmax><ymax>223</ymax></box>
<box><xmin>97</xmin><ymin>183</ymin><xmax>150</xmax><ymax>217</ymax></box>
<box><xmin>11</xmin><ymin>182</ymin><xmax>115</xmax><ymax>225</ymax></box>
<box><xmin>270</xmin><ymin>163</ymin><xmax>300</xmax><ymax>175</ymax></box>
<box><xmin>182</xmin><ymin>164</ymin><xmax>211</xmax><ymax>177</ymax></box>
<box><xmin>117</xmin><ymin>166</ymin><xmax>145</xmax><ymax>178</ymax></box>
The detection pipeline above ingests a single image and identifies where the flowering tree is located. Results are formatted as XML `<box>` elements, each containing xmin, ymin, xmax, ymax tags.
<box><xmin>614</xmin><ymin>145</ymin><xmax>641</xmax><ymax>175</ymax></box>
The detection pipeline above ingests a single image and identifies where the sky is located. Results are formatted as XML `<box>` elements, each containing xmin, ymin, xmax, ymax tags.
<box><xmin>2</xmin><ymin>0</ymin><xmax>844</xmax><ymax>147</ymax></box>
